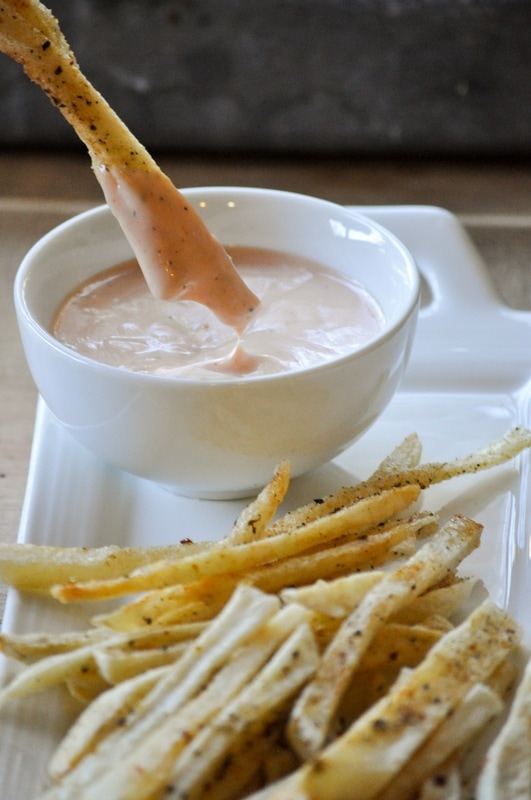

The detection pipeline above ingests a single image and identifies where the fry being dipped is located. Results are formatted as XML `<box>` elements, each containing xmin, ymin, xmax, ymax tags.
<box><xmin>0</xmin><ymin>0</ymin><xmax>259</xmax><ymax>328</ymax></box>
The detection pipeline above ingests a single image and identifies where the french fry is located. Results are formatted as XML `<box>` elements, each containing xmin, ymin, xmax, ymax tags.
<box><xmin>475</xmin><ymin>652</ymin><xmax>531</xmax><ymax>799</ymax></box>
<box><xmin>288</xmin><ymin>515</ymin><xmax>483</xmax><ymax>759</ymax></box>
<box><xmin>373</xmin><ymin>682</ymin><xmax>504</xmax><ymax>800</ymax></box>
<box><xmin>224</xmin><ymin>461</ymin><xmax>291</xmax><ymax>545</ymax></box>
<box><xmin>356</xmin><ymin>622</ymin><xmax>444</xmax><ymax>675</ymax></box>
<box><xmin>49</xmin><ymin>602</ymin><xmax>312</xmax><ymax>800</ymax></box>
<box><xmin>52</xmin><ymin>484</ymin><xmax>420</xmax><ymax>603</ymax></box>
<box><xmin>0</xmin><ymin>621</ymin><xmax>205</xmax><ymax>701</ymax></box>
<box><xmin>268</xmin><ymin>427</ymin><xmax>531</xmax><ymax>538</ymax></box>
<box><xmin>370</xmin><ymin>432</ymin><xmax>423</xmax><ymax>479</ymax></box>
<box><xmin>302</xmin><ymin>600</ymin><xmax>519</xmax><ymax>800</ymax></box>
<box><xmin>237</xmin><ymin>433</ymin><xmax>423</xmax><ymax>543</ymax></box>
<box><xmin>417</xmin><ymin>762</ymin><xmax>462</xmax><ymax>800</ymax></box>
<box><xmin>263</xmin><ymin>599</ymin><xmax>520</xmax><ymax>800</ymax></box>
<box><xmin>138</xmin><ymin>598</ymin><xmax>227</xmax><ymax>629</ymax></box>
<box><xmin>91</xmin><ymin>573</ymin><xmax>240</xmax><ymax>632</ymax></box>
<box><xmin>0</xmin><ymin>430</ymin><xmax>437</xmax><ymax>597</ymax></box>
<box><xmin>391</xmin><ymin>577</ymin><xmax>479</xmax><ymax>626</ymax></box>
<box><xmin>279</xmin><ymin>554</ymin><xmax>461</xmax><ymax>625</ymax></box>
<box><xmin>0</xmin><ymin>1</ymin><xmax>258</xmax><ymax>321</ymax></box>
<box><xmin>41</xmin><ymin>587</ymin><xmax>289</xmax><ymax>797</ymax></box>
<box><xmin>265</xmin><ymin>433</ymin><xmax>423</xmax><ymax>539</ymax></box>
<box><xmin>194</xmin><ymin>726</ymin><xmax>286</xmax><ymax>800</ymax></box>
<box><xmin>326</xmin><ymin>624</ymin><xmax>447</xmax><ymax>732</ymax></box>
<box><xmin>93</xmin><ymin>593</ymin><xmax>227</xmax><ymax>632</ymax></box>
<box><xmin>1</xmin><ymin>429</ymin><xmax>530</xmax><ymax>799</ymax></box>
<box><xmin>0</xmin><ymin>464</ymin><xmax>286</xmax><ymax>596</ymax></box>
<box><xmin>49</xmin><ymin>666</ymin><xmax>170</xmax><ymax>780</ymax></box>
<box><xmin>281</xmin><ymin>572</ymin><xmax>385</xmax><ymax>618</ymax></box>
<box><xmin>0</xmin><ymin>586</ymin><xmax>274</xmax><ymax>713</ymax></box>
<box><xmin>256</xmin><ymin>516</ymin><xmax>430</xmax><ymax>588</ymax></box>
<box><xmin>92</xmin><ymin>513</ymin><xmax>426</xmax><ymax>632</ymax></box>
<box><xmin>0</xmin><ymin>627</ymin><xmax>111</xmax><ymax>663</ymax></box>
<box><xmin>65</xmin><ymin>671</ymin><xmax>111</xmax><ymax>705</ymax></box>
<box><xmin>94</xmin><ymin>643</ymin><xmax>187</xmax><ymax>685</ymax></box>
<box><xmin>0</xmin><ymin>541</ymin><xmax>209</xmax><ymax>594</ymax></box>
<box><xmin>162</xmin><ymin>623</ymin><xmax>319</xmax><ymax>800</ymax></box>
<box><xmin>0</xmin><ymin>640</ymin><xmax>104</xmax><ymax>708</ymax></box>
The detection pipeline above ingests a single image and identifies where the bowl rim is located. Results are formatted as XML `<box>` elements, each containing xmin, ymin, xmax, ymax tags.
<box><xmin>14</xmin><ymin>187</ymin><xmax>421</xmax><ymax>386</ymax></box>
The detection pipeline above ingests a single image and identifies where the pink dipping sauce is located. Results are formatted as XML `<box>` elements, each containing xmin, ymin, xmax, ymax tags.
<box><xmin>52</xmin><ymin>247</ymin><xmax>385</xmax><ymax>380</ymax></box>
<box><xmin>95</xmin><ymin>165</ymin><xmax>259</xmax><ymax>331</ymax></box>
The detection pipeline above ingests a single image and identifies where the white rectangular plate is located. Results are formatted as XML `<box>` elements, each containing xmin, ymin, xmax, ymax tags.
<box><xmin>1</xmin><ymin>205</ymin><xmax>530</xmax><ymax>799</ymax></box>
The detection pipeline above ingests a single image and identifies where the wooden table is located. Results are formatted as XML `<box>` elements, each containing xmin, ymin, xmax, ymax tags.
<box><xmin>1</xmin><ymin>152</ymin><xmax>531</xmax><ymax>624</ymax></box>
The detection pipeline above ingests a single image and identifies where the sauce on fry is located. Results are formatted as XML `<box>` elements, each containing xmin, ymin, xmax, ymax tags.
<box><xmin>95</xmin><ymin>165</ymin><xmax>260</xmax><ymax>332</ymax></box>
<box><xmin>53</xmin><ymin>247</ymin><xmax>384</xmax><ymax>380</ymax></box>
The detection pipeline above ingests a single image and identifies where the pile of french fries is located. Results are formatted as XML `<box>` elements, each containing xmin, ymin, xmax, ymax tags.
<box><xmin>1</xmin><ymin>428</ymin><xmax>531</xmax><ymax>799</ymax></box>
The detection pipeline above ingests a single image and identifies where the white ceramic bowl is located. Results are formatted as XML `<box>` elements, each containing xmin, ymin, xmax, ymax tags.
<box><xmin>14</xmin><ymin>187</ymin><xmax>420</xmax><ymax>499</ymax></box>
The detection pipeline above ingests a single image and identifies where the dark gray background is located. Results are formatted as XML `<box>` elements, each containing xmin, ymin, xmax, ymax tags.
<box><xmin>1</xmin><ymin>0</ymin><xmax>530</xmax><ymax>156</ymax></box>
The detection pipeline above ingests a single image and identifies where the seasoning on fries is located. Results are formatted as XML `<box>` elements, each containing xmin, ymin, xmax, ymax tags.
<box><xmin>0</xmin><ymin>427</ymin><xmax>530</xmax><ymax>799</ymax></box>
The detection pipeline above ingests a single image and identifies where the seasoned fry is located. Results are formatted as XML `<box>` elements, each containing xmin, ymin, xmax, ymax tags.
<box><xmin>49</xmin><ymin>666</ymin><xmax>170</xmax><ymax>780</ymax></box>
<box><xmin>0</xmin><ymin>621</ymin><xmax>206</xmax><ymax>702</ymax></box>
<box><xmin>0</xmin><ymin>640</ymin><xmax>102</xmax><ymax>708</ymax></box>
<box><xmin>65</xmin><ymin>671</ymin><xmax>111</xmax><ymax>705</ymax></box>
<box><xmin>1</xmin><ymin>429</ymin><xmax>530</xmax><ymax>799</ymax></box>
<box><xmin>0</xmin><ymin>541</ymin><xmax>209</xmax><ymax>594</ymax></box>
<box><xmin>476</xmin><ymin>653</ymin><xmax>531</xmax><ymax>799</ymax></box>
<box><xmin>0</xmin><ymin>627</ymin><xmax>111</xmax><ymax>663</ymax></box>
<box><xmin>163</xmin><ymin>624</ymin><xmax>319</xmax><ymax>800</ymax></box>
<box><xmin>374</xmin><ymin>682</ymin><xmax>504</xmax><ymax>800</ymax></box>
<box><xmin>356</xmin><ymin>622</ymin><xmax>444</xmax><ymax>675</ymax></box>
<box><xmin>392</xmin><ymin>577</ymin><xmax>479</xmax><ymax>626</ymax></box>
<box><xmin>224</xmin><ymin>461</ymin><xmax>291</xmax><ymax>545</ymax></box>
<box><xmin>255</xmin><ymin>516</ymin><xmax>428</xmax><ymax>588</ymax></box>
<box><xmin>281</xmin><ymin>572</ymin><xmax>476</xmax><ymax>629</ymax></box>
<box><xmin>371</xmin><ymin>432</ymin><xmax>423</xmax><ymax>479</ymax></box>
<box><xmin>269</xmin><ymin>427</ymin><xmax>531</xmax><ymax>537</ymax></box>
<box><xmin>43</xmin><ymin>599</ymin><xmax>310</xmax><ymax>799</ymax></box>
<box><xmin>94</xmin><ymin>643</ymin><xmax>187</xmax><ymax>685</ymax></box>
<box><xmin>194</xmin><ymin>728</ymin><xmax>286</xmax><ymax>800</ymax></box>
<box><xmin>287</xmin><ymin>515</ymin><xmax>483</xmax><ymax>759</ymax></box>
<box><xmin>52</xmin><ymin>484</ymin><xmax>420</xmax><ymax>603</ymax></box>
<box><xmin>269</xmin><ymin>600</ymin><xmax>520</xmax><ymax>800</ymax></box>
<box><xmin>94</xmin><ymin>515</ymin><xmax>424</xmax><ymax>632</ymax></box>
<box><xmin>0</xmin><ymin>620</ymin><xmax>204</xmax><ymax>666</ymax></box>
<box><xmin>0</xmin><ymin>1</ymin><xmax>258</xmax><ymax>322</ymax></box>
<box><xmin>281</xmin><ymin>572</ymin><xmax>385</xmax><ymax>618</ymax></box>
<box><xmin>239</xmin><ymin>433</ymin><xmax>423</xmax><ymax>542</ymax></box>
<box><xmin>78</xmin><ymin>622</ymin><xmax>317</xmax><ymax>800</ymax></box>
<box><xmin>417</xmin><ymin>763</ymin><xmax>462</xmax><ymax>800</ymax></box>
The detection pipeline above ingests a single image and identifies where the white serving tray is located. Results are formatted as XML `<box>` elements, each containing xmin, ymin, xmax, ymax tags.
<box><xmin>1</xmin><ymin>205</ymin><xmax>530</xmax><ymax>799</ymax></box>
